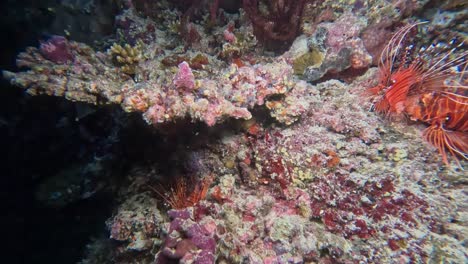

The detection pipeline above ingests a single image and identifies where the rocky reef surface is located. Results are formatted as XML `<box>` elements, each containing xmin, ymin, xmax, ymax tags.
<box><xmin>3</xmin><ymin>0</ymin><xmax>467</xmax><ymax>263</ymax></box>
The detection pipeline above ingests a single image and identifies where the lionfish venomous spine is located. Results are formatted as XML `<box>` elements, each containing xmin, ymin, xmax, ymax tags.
<box><xmin>369</xmin><ymin>22</ymin><xmax>467</xmax><ymax>168</ymax></box>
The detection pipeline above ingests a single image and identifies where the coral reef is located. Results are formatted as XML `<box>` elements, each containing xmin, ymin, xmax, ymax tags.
<box><xmin>3</xmin><ymin>0</ymin><xmax>467</xmax><ymax>263</ymax></box>
<box><xmin>98</xmin><ymin>74</ymin><xmax>466</xmax><ymax>263</ymax></box>
<box><xmin>4</xmin><ymin>37</ymin><xmax>310</xmax><ymax>126</ymax></box>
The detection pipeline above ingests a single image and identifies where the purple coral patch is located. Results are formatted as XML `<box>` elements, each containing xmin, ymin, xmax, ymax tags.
<box><xmin>39</xmin><ymin>35</ymin><xmax>74</xmax><ymax>64</ymax></box>
<box><xmin>160</xmin><ymin>207</ymin><xmax>217</xmax><ymax>263</ymax></box>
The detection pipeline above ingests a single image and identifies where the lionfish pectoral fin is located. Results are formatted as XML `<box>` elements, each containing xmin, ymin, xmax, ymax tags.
<box><xmin>445</xmin><ymin>130</ymin><xmax>468</xmax><ymax>161</ymax></box>
<box><xmin>395</xmin><ymin>101</ymin><xmax>406</xmax><ymax>115</ymax></box>
<box><xmin>424</xmin><ymin>125</ymin><xmax>468</xmax><ymax>169</ymax></box>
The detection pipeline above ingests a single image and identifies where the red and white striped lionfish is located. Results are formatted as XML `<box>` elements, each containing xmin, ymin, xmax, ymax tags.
<box><xmin>368</xmin><ymin>22</ymin><xmax>467</xmax><ymax>168</ymax></box>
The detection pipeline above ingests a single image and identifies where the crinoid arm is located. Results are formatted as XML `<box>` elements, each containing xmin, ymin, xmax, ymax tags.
<box><xmin>423</xmin><ymin>125</ymin><xmax>468</xmax><ymax>169</ymax></box>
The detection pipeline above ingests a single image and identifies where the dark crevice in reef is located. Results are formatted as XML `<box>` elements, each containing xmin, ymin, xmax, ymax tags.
<box><xmin>0</xmin><ymin>1</ymin><xmax>122</xmax><ymax>261</ymax></box>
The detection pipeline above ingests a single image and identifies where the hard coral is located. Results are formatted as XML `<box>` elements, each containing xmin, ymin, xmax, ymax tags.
<box><xmin>108</xmin><ymin>42</ymin><xmax>143</xmax><ymax>75</ymax></box>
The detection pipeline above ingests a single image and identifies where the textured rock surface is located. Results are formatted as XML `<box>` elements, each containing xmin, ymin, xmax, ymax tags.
<box><xmin>3</xmin><ymin>0</ymin><xmax>467</xmax><ymax>263</ymax></box>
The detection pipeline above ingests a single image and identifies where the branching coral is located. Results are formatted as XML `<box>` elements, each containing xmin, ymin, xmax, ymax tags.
<box><xmin>108</xmin><ymin>42</ymin><xmax>143</xmax><ymax>75</ymax></box>
<box><xmin>242</xmin><ymin>0</ymin><xmax>309</xmax><ymax>52</ymax></box>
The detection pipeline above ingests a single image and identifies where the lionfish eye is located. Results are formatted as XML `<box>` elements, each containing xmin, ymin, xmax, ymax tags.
<box><xmin>445</xmin><ymin>114</ymin><xmax>451</xmax><ymax>122</ymax></box>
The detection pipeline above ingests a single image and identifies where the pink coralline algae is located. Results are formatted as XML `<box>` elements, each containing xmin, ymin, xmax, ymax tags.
<box><xmin>173</xmin><ymin>61</ymin><xmax>195</xmax><ymax>90</ymax></box>
<box><xmin>301</xmin><ymin>12</ymin><xmax>372</xmax><ymax>82</ymax></box>
<box><xmin>223</xmin><ymin>28</ymin><xmax>237</xmax><ymax>43</ymax></box>
<box><xmin>322</xmin><ymin>13</ymin><xmax>364</xmax><ymax>54</ymax></box>
<box><xmin>155</xmin><ymin>207</ymin><xmax>217</xmax><ymax>264</ymax></box>
<box><xmin>39</xmin><ymin>35</ymin><xmax>74</xmax><ymax>64</ymax></box>
<box><xmin>5</xmin><ymin>36</ymin><xmax>311</xmax><ymax>127</ymax></box>
<box><xmin>361</xmin><ymin>20</ymin><xmax>395</xmax><ymax>64</ymax></box>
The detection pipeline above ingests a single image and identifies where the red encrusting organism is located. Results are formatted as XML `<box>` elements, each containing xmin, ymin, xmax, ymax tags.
<box><xmin>369</xmin><ymin>22</ymin><xmax>467</xmax><ymax>167</ymax></box>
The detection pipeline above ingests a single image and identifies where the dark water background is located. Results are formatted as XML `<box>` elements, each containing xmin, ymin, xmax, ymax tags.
<box><xmin>0</xmin><ymin>1</ymin><xmax>113</xmax><ymax>263</ymax></box>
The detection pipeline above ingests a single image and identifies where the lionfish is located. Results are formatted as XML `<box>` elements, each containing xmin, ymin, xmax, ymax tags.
<box><xmin>369</xmin><ymin>22</ymin><xmax>467</xmax><ymax>168</ymax></box>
